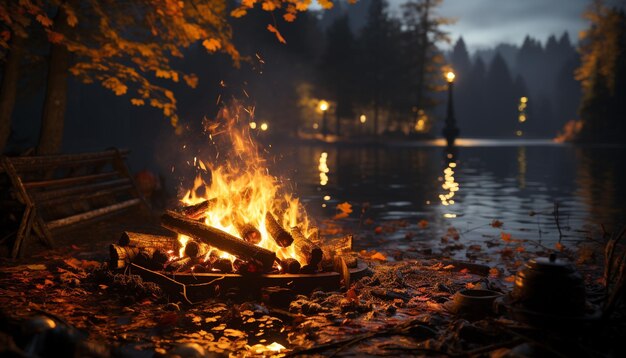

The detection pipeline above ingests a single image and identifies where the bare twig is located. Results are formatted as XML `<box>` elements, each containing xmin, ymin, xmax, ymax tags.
<box><xmin>553</xmin><ymin>201</ymin><xmax>563</xmax><ymax>243</ymax></box>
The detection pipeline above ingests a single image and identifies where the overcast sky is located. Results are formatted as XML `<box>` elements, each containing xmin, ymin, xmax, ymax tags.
<box><xmin>386</xmin><ymin>0</ymin><xmax>593</xmax><ymax>50</ymax></box>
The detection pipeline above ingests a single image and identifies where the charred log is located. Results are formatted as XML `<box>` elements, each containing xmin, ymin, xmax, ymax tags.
<box><xmin>265</xmin><ymin>212</ymin><xmax>293</xmax><ymax>247</ymax></box>
<box><xmin>183</xmin><ymin>240</ymin><xmax>210</xmax><ymax>259</ymax></box>
<box><xmin>291</xmin><ymin>227</ymin><xmax>323</xmax><ymax>267</ymax></box>
<box><xmin>233</xmin><ymin>218</ymin><xmax>262</xmax><ymax>245</ymax></box>
<box><xmin>280</xmin><ymin>258</ymin><xmax>301</xmax><ymax>274</ymax></box>
<box><xmin>213</xmin><ymin>258</ymin><xmax>233</xmax><ymax>273</ymax></box>
<box><xmin>161</xmin><ymin>211</ymin><xmax>276</xmax><ymax>271</ymax></box>
<box><xmin>180</xmin><ymin>199</ymin><xmax>216</xmax><ymax>219</ymax></box>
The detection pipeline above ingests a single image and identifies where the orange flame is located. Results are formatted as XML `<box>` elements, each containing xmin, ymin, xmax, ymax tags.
<box><xmin>178</xmin><ymin>103</ymin><xmax>313</xmax><ymax>266</ymax></box>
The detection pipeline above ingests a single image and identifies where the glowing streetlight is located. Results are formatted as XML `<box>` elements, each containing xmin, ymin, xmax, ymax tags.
<box><xmin>442</xmin><ymin>69</ymin><xmax>459</xmax><ymax>146</ymax></box>
<box><xmin>359</xmin><ymin>114</ymin><xmax>366</xmax><ymax>124</ymax></box>
<box><xmin>446</xmin><ymin>71</ymin><xmax>456</xmax><ymax>83</ymax></box>
<box><xmin>249</xmin><ymin>122</ymin><xmax>257</xmax><ymax>129</ymax></box>
<box><xmin>319</xmin><ymin>100</ymin><xmax>329</xmax><ymax>138</ymax></box>
<box><xmin>260</xmin><ymin>122</ymin><xmax>268</xmax><ymax>131</ymax></box>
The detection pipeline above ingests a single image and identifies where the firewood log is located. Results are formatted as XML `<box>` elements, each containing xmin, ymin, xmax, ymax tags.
<box><xmin>183</xmin><ymin>240</ymin><xmax>210</xmax><ymax>259</ymax></box>
<box><xmin>161</xmin><ymin>210</ymin><xmax>276</xmax><ymax>271</ymax></box>
<box><xmin>280</xmin><ymin>258</ymin><xmax>301</xmax><ymax>274</ymax></box>
<box><xmin>109</xmin><ymin>244</ymin><xmax>139</xmax><ymax>269</ymax></box>
<box><xmin>233</xmin><ymin>216</ymin><xmax>262</xmax><ymax>244</ymax></box>
<box><xmin>165</xmin><ymin>257</ymin><xmax>192</xmax><ymax>272</ymax></box>
<box><xmin>265</xmin><ymin>212</ymin><xmax>293</xmax><ymax>247</ymax></box>
<box><xmin>321</xmin><ymin>234</ymin><xmax>353</xmax><ymax>261</ymax></box>
<box><xmin>213</xmin><ymin>258</ymin><xmax>233</xmax><ymax>273</ymax></box>
<box><xmin>180</xmin><ymin>198</ymin><xmax>216</xmax><ymax>219</ymax></box>
<box><xmin>118</xmin><ymin>231</ymin><xmax>180</xmax><ymax>253</ymax></box>
<box><xmin>291</xmin><ymin>227</ymin><xmax>323</xmax><ymax>267</ymax></box>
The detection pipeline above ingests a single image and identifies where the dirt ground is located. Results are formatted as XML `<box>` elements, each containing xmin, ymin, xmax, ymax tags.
<box><xmin>1</xmin><ymin>210</ymin><xmax>625</xmax><ymax>357</ymax></box>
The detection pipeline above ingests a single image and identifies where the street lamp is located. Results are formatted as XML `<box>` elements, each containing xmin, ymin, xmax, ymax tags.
<box><xmin>319</xmin><ymin>100</ymin><xmax>329</xmax><ymax>138</ymax></box>
<box><xmin>442</xmin><ymin>70</ymin><xmax>459</xmax><ymax>147</ymax></box>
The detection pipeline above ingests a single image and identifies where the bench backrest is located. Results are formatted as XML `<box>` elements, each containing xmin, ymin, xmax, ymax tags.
<box><xmin>1</xmin><ymin>149</ymin><xmax>147</xmax><ymax>249</ymax></box>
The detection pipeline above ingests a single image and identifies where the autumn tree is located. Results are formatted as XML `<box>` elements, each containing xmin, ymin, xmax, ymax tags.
<box><xmin>401</xmin><ymin>0</ymin><xmax>452</xmax><ymax>131</ymax></box>
<box><xmin>0</xmin><ymin>0</ymin><xmax>335</xmax><ymax>154</ymax></box>
<box><xmin>575</xmin><ymin>0</ymin><xmax>626</xmax><ymax>143</ymax></box>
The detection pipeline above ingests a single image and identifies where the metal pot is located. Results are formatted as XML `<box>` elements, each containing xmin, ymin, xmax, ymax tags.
<box><xmin>511</xmin><ymin>254</ymin><xmax>586</xmax><ymax>316</ymax></box>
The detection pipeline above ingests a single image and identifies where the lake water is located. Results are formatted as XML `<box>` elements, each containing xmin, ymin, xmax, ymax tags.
<box><xmin>273</xmin><ymin>139</ymin><xmax>626</xmax><ymax>254</ymax></box>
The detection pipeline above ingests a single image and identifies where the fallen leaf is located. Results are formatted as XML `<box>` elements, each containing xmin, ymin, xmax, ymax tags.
<box><xmin>500</xmin><ymin>232</ymin><xmax>513</xmax><ymax>242</ymax></box>
<box><xmin>491</xmin><ymin>219</ymin><xmax>503</xmax><ymax>228</ymax></box>
<box><xmin>418</xmin><ymin>219</ymin><xmax>429</xmax><ymax>229</ymax></box>
<box><xmin>370</xmin><ymin>252</ymin><xmax>387</xmax><ymax>261</ymax></box>
<box><xmin>555</xmin><ymin>242</ymin><xmax>565</xmax><ymax>251</ymax></box>
<box><xmin>374</xmin><ymin>226</ymin><xmax>383</xmax><ymax>234</ymax></box>
<box><xmin>489</xmin><ymin>267</ymin><xmax>501</xmax><ymax>277</ymax></box>
<box><xmin>26</xmin><ymin>264</ymin><xmax>47</xmax><ymax>271</ymax></box>
<box><xmin>504</xmin><ymin>275</ymin><xmax>516</xmax><ymax>282</ymax></box>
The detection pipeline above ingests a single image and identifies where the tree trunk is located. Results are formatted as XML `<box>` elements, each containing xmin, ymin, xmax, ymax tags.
<box><xmin>0</xmin><ymin>34</ymin><xmax>25</xmax><ymax>153</ymax></box>
<box><xmin>37</xmin><ymin>6</ymin><xmax>72</xmax><ymax>155</ymax></box>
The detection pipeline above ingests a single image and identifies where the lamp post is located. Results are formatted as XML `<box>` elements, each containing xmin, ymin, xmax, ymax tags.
<box><xmin>442</xmin><ymin>71</ymin><xmax>459</xmax><ymax>147</ymax></box>
<box><xmin>319</xmin><ymin>100</ymin><xmax>329</xmax><ymax>138</ymax></box>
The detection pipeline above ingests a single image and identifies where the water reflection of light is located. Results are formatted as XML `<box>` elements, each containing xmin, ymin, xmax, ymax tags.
<box><xmin>439</xmin><ymin>154</ymin><xmax>459</xmax><ymax>217</ymax></box>
<box><xmin>318</xmin><ymin>152</ymin><xmax>329</xmax><ymax>186</ymax></box>
<box><xmin>517</xmin><ymin>146</ymin><xmax>527</xmax><ymax>189</ymax></box>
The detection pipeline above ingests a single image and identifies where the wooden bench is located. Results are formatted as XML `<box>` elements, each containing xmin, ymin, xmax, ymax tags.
<box><xmin>0</xmin><ymin>149</ymin><xmax>150</xmax><ymax>258</ymax></box>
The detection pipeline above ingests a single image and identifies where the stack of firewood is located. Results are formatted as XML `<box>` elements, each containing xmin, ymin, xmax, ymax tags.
<box><xmin>109</xmin><ymin>200</ymin><xmax>354</xmax><ymax>275</ymax></box>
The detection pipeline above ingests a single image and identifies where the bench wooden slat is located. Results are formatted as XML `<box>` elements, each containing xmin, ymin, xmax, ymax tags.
<box><xmin>39</xmin><ymin>183</ymin><xmax>134</xmax><ymax>207</ymax></box>
<box><xmin>33</xmin><ymin>178</ymin><xmax>132</xmax><ymax>202</ymax></box>
<box><xmin>24</xmin><ymin>171</ymin><xmax>120</xmax><ymax>189</ymax></box>
<box><xmin>46</xmin><ymin>198</ymin><xmax>141</xmax><ymax>230</ymax></box>
<box><xmin>0</xmin><ymin>149</ymin><xmax>130</xmax><ymax>173</ymax></box>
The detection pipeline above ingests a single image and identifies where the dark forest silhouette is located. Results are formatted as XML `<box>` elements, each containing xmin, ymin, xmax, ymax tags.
<box><xmin>2</xmin><ymin>0</ymin><xmax>625</xmax><ymax>168</ymax></box>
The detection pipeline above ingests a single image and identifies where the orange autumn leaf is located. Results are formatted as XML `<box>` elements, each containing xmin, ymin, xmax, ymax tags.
<box><xmin>230</xmin><ymin>7</ymin><xmax>248</xmax><ymax>17</ymax></box>
<box><xmin>202</xmin><ymin>38</ymin><xmax>221</xmax><ymax>52</ymax></box>
<box><xmin>555</xmin><ymin>242</ymin><xmax>565</xmax><ymax>251</ymax></box>
<box><xmin>267</xmin><ymin>24</ymin><xmax>286</xmax><ymax>44</ymax></box>
<box><xmin>283</xmin><ymin>12</ymin><xmax>296</xmax><ymax>22</ymax></box>
<box><xmin>47</xmin><ymin>31</ymin><xmax>64</xmax><ymax>44</ymax></box>
<box><xmin>418</xmin><ymin>219</ymin><xmax>429</xmax><ymax>229</ymax></box>
<box><xmin>130</xmin><ymin>98</ymin><xmax>145</xmax><ymax>106</ymax></box>
<box><xmin>491</xmin><ymin>219</ymin><xmax>503</xmax><ymax>228</ymax></box>
<box><xmin>370</xmin><ymin>252</ymin><xmax>387</xmax><ymax>261</ymax></box>
<box><xmin>489</xmin><ymin>267</ymin><xmax>501</xmax><ymax>277</ymax></box>
<box><xmin>374</xmin><ymin>226</ymin><xmax>383</xmax><ymax>234</ymax></box>
<box><xmin>318</xmin><ymin>0</ymin><xmax>334</xmax><ymax>9</ymax></box>
<box><xmin>504</xmin><ymin>275</ymin><xmax>516</xmax><ymax>282</ymax></box>
<box><xmin>333</xmin><ymin>202</ymin><xmax>353</xmax><ymax>220</ymax></box>
<box><xmin>36</xmin><ymin>14</ymin><xmax>53</xmax><ymax>27</ymax></box>
<box><xmin>515</xmin><ymin>246</ymin><xmax>525</xmax><ymax>252</ymax></box>
<box><xmin>500</xmin><ymin>232</ymin><xmax>513</xmax><ymax>242</ymax></box>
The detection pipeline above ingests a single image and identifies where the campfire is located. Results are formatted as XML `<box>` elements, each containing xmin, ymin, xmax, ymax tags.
<box><xmin>109</xmin><ymin>104</ymin><xmax>360</xmax><ymax>294</ymax></box>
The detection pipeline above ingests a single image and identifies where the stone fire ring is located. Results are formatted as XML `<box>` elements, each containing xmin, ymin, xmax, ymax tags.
<box><xmin>129</xmin><ymin>261</ymin><xmax>370</xmax><ymax>302</ymax></box>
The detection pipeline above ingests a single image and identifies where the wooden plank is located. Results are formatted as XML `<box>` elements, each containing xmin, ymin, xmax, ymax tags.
<box><xmin>0</xmin><ymin>149</ymin><xmax>130</xmax><ymax>173</ymax></box>
<box><xmin>33</xmin><ymin>178</ymin><xmax>132</xmax><ymax>201</ymax></box>
<box><xmin>23</xmin><ymin>171</ymin><xmax>119</xmax><ymax>189</ymax></box>
<box><xmin>1</xmin><ymin>157</ymin><xmax>53</xmax><ymax>253</ymax></box>
<box><xmin>12</xmin><ymin>206</ymin><xmax>33</xmax><ymax>258</ymax></box>
<box><xmin>113</xmin><ymin>149</ymin><xmax>151</xmax><ymax>211</ymax></box>
<box><xmin>46</xmin><ymin>198</ymin><xmax>141</xmax><ymax>230</ymax></box>
<box><xmin>39</xmin><ymin>183</ymin><xmax>133</xmax><ymax>207</ymax></box>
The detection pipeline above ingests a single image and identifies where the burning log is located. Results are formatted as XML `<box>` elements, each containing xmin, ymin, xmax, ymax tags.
<box><xmin>180</xmin><ymin>199</ymin><xmax>216</xmax><ymax>219</ymax></box>
<box><xmin>291</xmin><ymin>227</ymin><xmax>323</xmax><ymax>267</ymax></box>
<box><xmin>161</xmin><ymin>211</ymin><xmax>277</xmax><ymax>271</ymax></box>
<box><xmin>118</xmin><ymin>231</ymin><xmax>180</xmax><ymax>252</ymax></box>
<box><xmin>321</xmin><ymin>234</ymin><xmax>353</xmax><ymax>261</ymax></box>
<box><xmin>265</xmin><ymin>212</ymin><xmax>294</xmax><ymax>247</ymax></box>
<box><xmin>213</xmin><ymin>258</ymin><xmax>233</xmax><ymax>273</ymax></box>
<box><xmin>183</xmin><ymin>240</ymin><xmax>210</xmax><ymax>259</ymax></box>
<box><xmin>165</xmin><ymin>257</ymin><xmax>192</xmax><ymax>272</ymax></box>
<box><xmin>307</xmin><ymin>226</ymin><xmax>319</xmax><ymax>242</ymax></box>
<box><xmin>233</xmin><ymin>216</ymin><xmax>262</xmax><ymax>244</ymax></box>
<box><xmin>280</xmin><ymin>258</ymin><xmax>301</xmax><ymax>274</ymax></box>
<box><xmin>109</xmin><ymin>244</ymin><xmax>140</xmax><ymax>269</ymax></box>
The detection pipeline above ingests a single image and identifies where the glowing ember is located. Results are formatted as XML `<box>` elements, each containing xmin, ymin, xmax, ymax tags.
<box><xmin>177</xmin><ymin>103</ymin><xmax>314</xmax><ymax>266</ymax></box>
